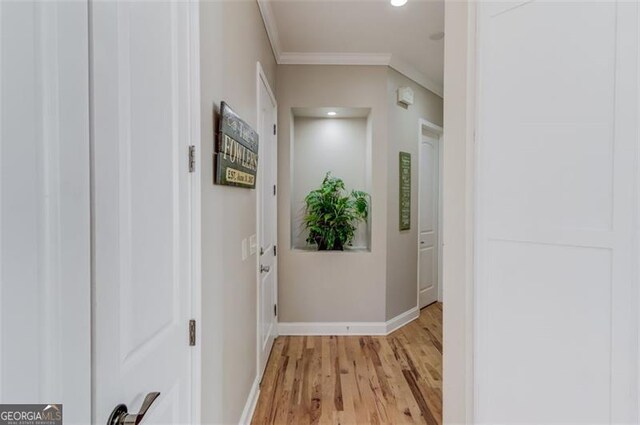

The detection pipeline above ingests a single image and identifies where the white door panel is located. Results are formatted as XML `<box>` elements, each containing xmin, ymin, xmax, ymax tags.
<box><xmin>475</xmin><ymin>1</ymin><xmax>638</xmax><ymax>422</ymax></box>
<box><xmin>92</xmin><ymin>1</ymin><xmax>193</xmax><ymax>424</ymax></box>
<box><xmin>419</xmin><ymin>134</ymin><xmax>439</xmax><ymax>308</ymax></box>
<box><xmin>257</xmin><ymin>68</ymin><xmax>278</xmax><ymax>381</ymax></box>
<box><xmin>0</xmin><ymin>1</ymin><xmax>91</xmax><ymax>422</ymax></box>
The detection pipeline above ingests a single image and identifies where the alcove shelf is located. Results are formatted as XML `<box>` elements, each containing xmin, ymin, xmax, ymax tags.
<box><xmin>289</xmin><ymin>107</ymin><xmax>373</xmax><ymax>252</ymax></box>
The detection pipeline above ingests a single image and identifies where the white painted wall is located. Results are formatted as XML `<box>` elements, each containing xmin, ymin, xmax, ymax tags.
<box><xmin>198</xmin><ymin>1</ymin><xmax>277</xmax><ymax>423</ymax></box>
<box><xmin>0</xmin><ymin>1</ymin><xmax>91</xmax><ymax>423</ymax></box>
<box><xmin>475</xmin><ymin>1</ymin><xmax>639</xmax><ymax>423</ymax></box>
<box><xmin>291</xmin><ymin>116</ymin><xmax>370</xmax><ymax>250</ymax></box>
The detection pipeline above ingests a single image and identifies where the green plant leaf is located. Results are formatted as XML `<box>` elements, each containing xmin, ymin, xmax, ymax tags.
<box><xmin>303</xmin><ymin>172</ymin><xmax>370</xmax><ymax>250</ymax></box>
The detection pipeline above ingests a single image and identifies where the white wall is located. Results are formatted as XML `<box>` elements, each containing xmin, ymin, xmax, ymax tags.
<box><xmin>0</xmin><ymin>1</ymin><xmax>91</xmax><ymax>423</ymax></box>
<box><xmin>198</xmin><ymin>1</ymin><xmax>277</xmax><ymax>423</ymax></box>
<box><xmin>291</xmin><ymin>116</ymin><xmax>370</xmax><ymax>250</ymax></box>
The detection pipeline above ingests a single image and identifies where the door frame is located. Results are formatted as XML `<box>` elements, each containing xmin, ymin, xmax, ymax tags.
<box><xmin>442</xmin><ymin>1</ymin><xmax>477</xmax><ymax>423</ymax></box>
<box><xmin>187</xmin><ymin>1</ymin><xmax>202</xmax><ymax>423</ymax></box>
<box><xmin>255</xmin><ymin>61</ymin><xmax>278</xmax><ymax>383</ymax></box>
<box><xmin>417</xmin><ymin>119</ymin><xmax>444</xmax><ymax>309</ymax></box>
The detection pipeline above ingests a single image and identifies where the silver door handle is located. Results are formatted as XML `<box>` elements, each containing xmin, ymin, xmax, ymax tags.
<box><xmin>108</xmin><ymin>392</ymin><xmax>160</xmax><ymax>425</ymax></box>
<box><xmin>260</xmin><ymin>265</ymin><xmax>270</xmax><ymax>273</ymax></box>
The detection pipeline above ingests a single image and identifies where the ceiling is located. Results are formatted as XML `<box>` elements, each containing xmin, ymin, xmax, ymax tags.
<box><xmin>258</xmin><ymin>0</ymin><xmax>445</xmax><ymax>97</ymax></box>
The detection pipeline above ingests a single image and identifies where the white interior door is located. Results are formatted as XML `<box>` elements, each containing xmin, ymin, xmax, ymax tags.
<box><xmin>475</xmin><ymin>1</ymin><xmax>639</xmax><ymax>423</ymax></box>
<box><xmin>0</xmin><ymin>1</ymin><xmax>91</xmax><ymax>423</ymax></box>
<box><xmin>419</xmin><ymin>132</ymin><xmax>439</xmax><ymax>308</ymax></box>
<box><xmin>257</xmin><ymin>66</ymin><xmax>278</xmax><ymax>381</ymax></box>
<box><xmin>91</xmin><ymin>2</ymin><xmax>195</xmax><ymax>424</ymax></box>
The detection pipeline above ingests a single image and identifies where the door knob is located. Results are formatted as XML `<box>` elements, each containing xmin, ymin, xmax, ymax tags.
<box><xmin>260</xmin><ymin>265</ymin><xmax>270</xmax><ymax>273</ymax></box>
<box><xmin>107</xmin><ymin>392</ymin><xmax>160</xmax><ymax>425</ymax></box>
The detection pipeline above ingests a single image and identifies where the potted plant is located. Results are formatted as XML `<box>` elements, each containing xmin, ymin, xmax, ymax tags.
<box><xmin>303</xmin><ymin>173</ymin><xmax>370</xmax><ymax>251</ymax></box>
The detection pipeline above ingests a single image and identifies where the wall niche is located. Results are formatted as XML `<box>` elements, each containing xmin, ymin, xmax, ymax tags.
<box><xmin>290</xmin><ymin>107</ymin><xmax>373</xmax><ymax>251</ymax></box>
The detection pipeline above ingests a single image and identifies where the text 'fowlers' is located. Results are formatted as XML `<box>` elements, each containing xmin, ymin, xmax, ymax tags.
<box><xmin>222</xmin><ymin>134</ymin><xmax>258</xmax><ymax>171</ymax></box>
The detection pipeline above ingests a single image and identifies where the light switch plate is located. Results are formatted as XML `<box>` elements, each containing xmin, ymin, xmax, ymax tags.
<box><xmin>242</xmin><ymin>238</ymin><xmax>248</xmax><ymax>261</ymax></box>
<box><xmin>249</xmin><ymin>234</ymin><xmax>257</xmax><ymax>255</ymax></box>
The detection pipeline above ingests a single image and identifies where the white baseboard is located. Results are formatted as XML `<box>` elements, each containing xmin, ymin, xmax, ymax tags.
<box><xmin>385</xmin><ymin>306</ymin><xmax>420</xmax><ymax>334</ymax></box>
<box><xmin>278</xmin><ymin>321</ymin><xmax>386</xmax><ymax>336</ymax></box>
<box><xmin>278</xmin><ymin>306</ymin><xmax>420</xmax><ymax>336</ymax></box>
<box><xmin>238</xmin><ymin>377</ymin><xmax>260</xmax><ymax>425</ymax></box>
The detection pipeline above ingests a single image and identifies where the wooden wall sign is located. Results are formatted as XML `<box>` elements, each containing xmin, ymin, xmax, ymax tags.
<box><xmin>399</xmin><ymin>151</ymin><xmax>411</xmax><ymax>230</ymax></box>
<box><xmin>215</xmin><ymin>101</ymin><xmax>259</xmax><ymax>188</ymax></box>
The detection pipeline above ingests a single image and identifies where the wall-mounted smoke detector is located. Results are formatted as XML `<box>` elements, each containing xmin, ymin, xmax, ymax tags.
<box><xmin>397</xmin><ymin>87</ymin><xmax>414</xmax><ymax>107</ymax></box>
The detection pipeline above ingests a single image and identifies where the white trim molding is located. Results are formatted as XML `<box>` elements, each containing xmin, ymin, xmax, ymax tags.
<box><xmin>278</xmin><ymin>52</ymin><xmax>392</xmax><ymax>66</ymax></box>
<box><xmin>279</xmin><ymin>321</ymin><xmax>386</xmax><ymax>336</ymax></box>
<box><xmin>255</xmin><ymin>60</ymin><xmax>279</xmax><ymax>385</ymax></box>
<box><xmin>417</xmin><ymin>118</ymin><xmax>445</xmax><ymax>308</ymax></box>
<box><xmin>257</xmin><ymin>0</ymin><xmax>282</xmax><ymax>60</ymax></box>
<box><xmin>441</xmin><ymin>1</ymin><xmax>476</xmax><ymax>423</ymax></box>
<box><xmin>390</xmin><ymin>57</ymin><xmax>443</xmax><ymax>98</ymax></box>
<box><xmin>238</xmin><ymin>377</ymin><xmax>260</xmax><ymax>425</ymax></box>
<box><xmin>386</xmin><ymin>307</ymin><xmax>421</xmax><ymax>334</ymax></box>
<box><xmin>188</xmin><ymin>1</ymin><xmax>203</xmax><ymax>423</ymax></box>
<box><xmin>256</xmin><ymin>0</ymin><xmax>444</xmax><ymax>98</ymax></box>
<box><xmin>278</xmin><ymin>307</ymin><xmax>420</xmax><ymax>336</ymax></box>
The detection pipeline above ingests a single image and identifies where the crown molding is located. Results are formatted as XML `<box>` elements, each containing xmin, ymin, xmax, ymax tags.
<box><xmin>277</xmin><ymin>52</ymin><xmax>443</xmax><ymax>98</ymax></box>
<box><xmin>257</xmin><ymin>0</ymin><xmax>444</xmax><ymax>98</ymax></box>
<box><xmin>388</xmin><ymin>56</ymin><xmax>444</xmax><ymax>98</ymax></box>
<box><xmin>257</xmin><ymin>0</ymin><xmax>282</xmax><ymax>60</ymax></box>
<box><xmin>278</xmin><ymin>52</ymin><xmax>392</xmax><ymax>66</ymax></box>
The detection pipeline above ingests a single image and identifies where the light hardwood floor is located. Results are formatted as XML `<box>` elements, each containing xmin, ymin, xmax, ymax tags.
<box><xmin>251</xmin><ymin>302</ymin><xmax>443</xmax><ymax>425</ymax></box>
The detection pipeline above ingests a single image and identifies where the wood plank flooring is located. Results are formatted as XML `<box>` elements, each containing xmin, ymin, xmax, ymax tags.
<box><xmin>251</xmin><ymin>302</ymin><xmax>443</xmax><ymax>425</ymax></box>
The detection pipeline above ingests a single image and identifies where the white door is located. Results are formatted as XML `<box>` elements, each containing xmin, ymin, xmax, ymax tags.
<box><xmin>91</xmin><ymin>2</ymin><xmax>195</xmax><ymax>424</ymax></box>
<box><xmin>0</xmin><ymin>1</ymin><xmax>91</xmax><ymax>423</ymax></box>
<box><xmin>257</xmin><ymin>66</ymin><xmax>278</xmax><ymax>380</ymax></box>
<box><xmin>418</xmin><ymin>132</ymin><xmax>439</xmax><ymax>308</ymax></box>
<box><xmin>475</xmin><ymin>1</ymin><xmax>639</xmax><ymax>423</ymax></box>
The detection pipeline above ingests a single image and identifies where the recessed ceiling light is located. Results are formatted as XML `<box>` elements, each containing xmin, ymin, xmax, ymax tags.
<box><xmin>390</xmin><ymin>0</ymin><xmax>407</xmax><ymax>7</ymax></box>
<box><xmin>327</xmin><ymin>111</ymin><xmax>337</xmax><ymax>116</ymax></box>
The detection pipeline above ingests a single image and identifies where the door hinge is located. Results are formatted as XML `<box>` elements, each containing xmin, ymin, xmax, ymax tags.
<box><xmin>274</xmin><ymin>304</ymin><xmax>277</xmax><ymax>317</ymax></box>
<box><xmin>273</xmin><ymin>185</ymin><xmax>277</xmax><ymax>196</ymax></box>
<box><xmin>273</xmin><ymin>245</ymin><xmax>277</xmax><ymax>256</ymax></box>
<box><xmin>189</xmin><ymin>319</ymin><xmax>196</xmax><ymax>346</ymax></box>
<box><xmin>273</xmin><ymin>124</ymin><xmax>277</xmax><ymax>135</ymax></box>
<box><xmin>188</xmin><ymin>145</ymin><xmax>196</xmax><ymax>173</ymax></box>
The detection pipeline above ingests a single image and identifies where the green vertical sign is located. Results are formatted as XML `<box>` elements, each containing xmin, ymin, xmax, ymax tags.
<box><xmin>399</xmin><ymin>151</ymin><xmax>411</xmax><ymax>231</ymax></box>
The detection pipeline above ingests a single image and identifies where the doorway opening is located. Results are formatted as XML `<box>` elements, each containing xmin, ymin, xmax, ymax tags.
<box><xmin>417</xmin><ymin>119</ymin><xmax>443</xmax><ymax>309</ymax></box>
<box><xmin>256</xmin><ymin>62</ymin><xmax>279</xmax><ymax>384</ymax></box>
